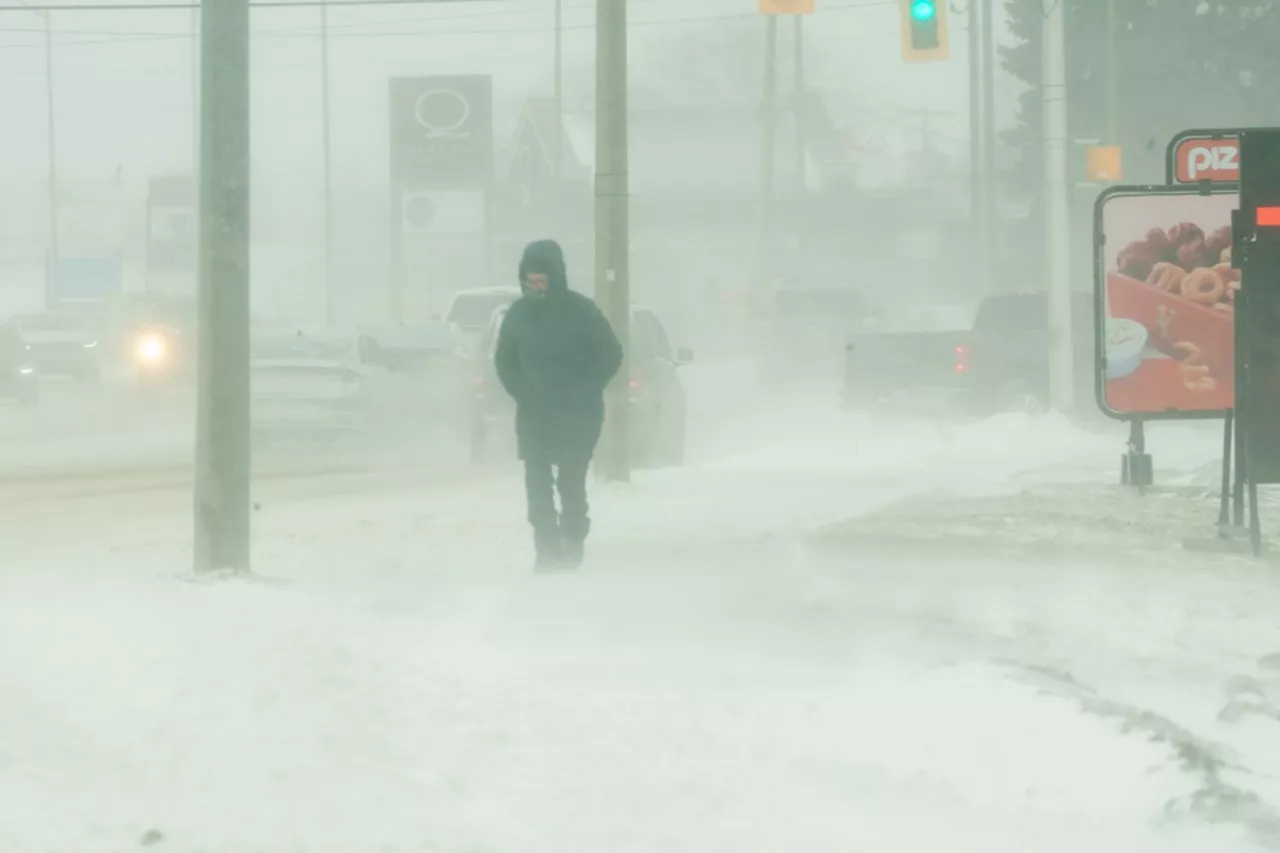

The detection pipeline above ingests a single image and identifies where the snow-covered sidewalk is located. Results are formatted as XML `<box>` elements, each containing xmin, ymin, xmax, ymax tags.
<box><xmin>4</xmin><ymin>397</ymin><xmax>1276</xmax><ymax>852</ymax></box>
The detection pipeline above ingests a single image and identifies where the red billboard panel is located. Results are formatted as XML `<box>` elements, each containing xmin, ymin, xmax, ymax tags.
<box><xmin>1095</xmin><ymin>187</ymin><xmax>1237</xmax><ymax>418</ymax></box>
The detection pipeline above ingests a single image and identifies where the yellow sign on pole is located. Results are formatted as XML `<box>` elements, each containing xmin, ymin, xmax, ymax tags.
<box><xmin>1086</xmin><ymin>145</ymin><xmax>1122</xmax><ymax>181</ymax></box>
<box><xmin>760</xmin><ymin>0</ymin><xmax>815</xmax><ymax>13</ymax></box>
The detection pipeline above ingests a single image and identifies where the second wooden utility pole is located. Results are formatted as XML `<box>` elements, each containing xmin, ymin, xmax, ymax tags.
<box><xmin>594</xmin><ymin>0</ymin><xmax>631</xmax><ymax>483</ymax></box>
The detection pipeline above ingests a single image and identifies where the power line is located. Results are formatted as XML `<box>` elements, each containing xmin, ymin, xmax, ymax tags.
<box><xmin>0</xmin><ymin>0</ymin><xmax>596</xmax><ymax>49</ymax></box>
<box><xmin>0</xmin><ymin>0</ymin><xmax>499</xmax><ymax>10</ymax></box>
<box><xmin>0</xmin><ymin>0</ymin><xmax>897</xmax><ymax>51</ymax></box>
<box><xmin>0</xmin><ymin>0</ymin><xmax>573</xmax><ymax>37</ymax></box>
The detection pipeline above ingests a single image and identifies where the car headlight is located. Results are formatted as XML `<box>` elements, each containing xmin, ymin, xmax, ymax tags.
<box><xmin>83</xmin><ymin>340</ymin><xmax>98</xmax><ymax>349</ymax></box>
<box><xmin>18</xmin><ymin>366</ymin><xmax>34</xmax><ymax>375</ymax></box>
<box><xmin>135</xmin><ymin>334</ymin><xmax>168</xmax><ymax>363</ymax></box>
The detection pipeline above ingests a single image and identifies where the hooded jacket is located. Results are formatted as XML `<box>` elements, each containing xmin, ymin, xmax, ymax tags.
<box><xmin>494</xmin><ymin>240</ymin><xmax>624</xmax><ymax>461</ymax></box>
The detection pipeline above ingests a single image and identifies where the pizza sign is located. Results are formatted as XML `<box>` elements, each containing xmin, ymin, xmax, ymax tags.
<box><xmin>1173</xmin><ymin>137</ymin><xmax>1240</xmax><ymax>183</ymax></box>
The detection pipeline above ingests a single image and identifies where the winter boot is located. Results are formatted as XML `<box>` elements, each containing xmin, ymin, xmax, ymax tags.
<box><xmin>533</xmin><ymin>526</ymin><xmax>564</xmax><ymax>573</ymax></box>
<box><xmin>560</xmin><ymin>537</ymin><xmax>585</xmax><ymax>569</ymax></box>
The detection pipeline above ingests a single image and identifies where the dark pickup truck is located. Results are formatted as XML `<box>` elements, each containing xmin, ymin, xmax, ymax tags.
<box><xmin>842</xmin><ymin>291</ymin><xmax>1095</xmax><ymax>414</ymax></box>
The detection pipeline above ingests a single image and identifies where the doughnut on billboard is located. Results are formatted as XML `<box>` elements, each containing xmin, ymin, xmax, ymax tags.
<box><xmin>1094</xmin><ymin>186</ymin><xmax>1237</xmax><ymax>419</ymax></box>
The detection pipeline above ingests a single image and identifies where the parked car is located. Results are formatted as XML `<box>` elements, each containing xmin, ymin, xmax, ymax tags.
<box><xmin>842</xmin><ymin>291</ymin><xmax>1096</xmax><ymax>414</ymax></box>
<box><xmin>357</xmin><ymin>320</ymin><xmax>472</xmax><ymax>412</ymax></box>
<box><xmin>468</xmin><ymin>302</ymin><xmax>693</xmax><ymax>467</ymax></box>
<box><xmin>0</xmin><ymin>323</ymin><xmax>38</xmax><ymax>404</ymax></box>
<box><xmin>250</xmin><ymin>328</ymin><xmax>398</xmax><ymax>436</ymax></box>
<box><xmin>10</xmin><ymin>311</ymin><xmax>100</xmax><ymax>382</ymax></box>
<box><xmin>445</xmin><ymin>286</ymin><xmax>520</xmax><ymax>351</ymax></box>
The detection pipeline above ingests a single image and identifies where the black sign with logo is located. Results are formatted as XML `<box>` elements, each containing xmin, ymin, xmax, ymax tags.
<box><xmin>1238</xmin><ymin>130</ymin><xmax>1280</xmax><ymax>484</ymax></box>
<box><xmin>389</xmin><ymin>75</ymin><xmax>494</xmax><ymax>187</ymax></box>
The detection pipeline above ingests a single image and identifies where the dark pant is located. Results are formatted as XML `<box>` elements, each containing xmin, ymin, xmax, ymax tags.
<box><xmin>524</xmin><ymin>455</ymin><xmax>591</xmax><ymax>541</ymax></box>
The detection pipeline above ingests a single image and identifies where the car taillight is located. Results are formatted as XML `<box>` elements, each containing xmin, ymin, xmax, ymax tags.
<box><xmin>954</xmin><ymin>344</ymin><xmax>969</xmax><ymax>374</ymax></box>
<box><xmin>628</xmin><ymin>376</ymin><xmax>642</xmax><ymax>392</ymax></box>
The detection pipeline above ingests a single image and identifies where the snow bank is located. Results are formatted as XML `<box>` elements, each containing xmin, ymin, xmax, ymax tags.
<box><xmin>0</xmin><ymin>573</ymin><xmax>1248</xmax><ymax>853</ymax></box>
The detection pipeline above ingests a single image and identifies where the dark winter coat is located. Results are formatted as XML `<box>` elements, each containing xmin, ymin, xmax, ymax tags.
<box><xmin>495</xmin><ymin>240</ymin><xmax>623</xmax><ymax>463</ymax></box>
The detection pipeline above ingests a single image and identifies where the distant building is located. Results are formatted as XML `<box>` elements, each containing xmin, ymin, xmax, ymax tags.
<box><xmin>493</xmin><ymin>95</ymin><xmax>856</xmax><ymax>307</ymax></box>
<box><xmin>492</xmin><ymin>95</ymin><xmax>976</xmax><ymax>316</ymax></box>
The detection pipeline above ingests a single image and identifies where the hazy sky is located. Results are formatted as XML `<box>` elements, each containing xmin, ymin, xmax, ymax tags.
<box><xmin>0</xmin><ymin>0</ymin><xmax>1003</xmax><ymax>189</ymax></box>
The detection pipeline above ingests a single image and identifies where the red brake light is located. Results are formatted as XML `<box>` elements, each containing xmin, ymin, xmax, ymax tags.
<box><xmin>628</xmin><ymin>377</ymin><xmax>642</xmax><ymax>391</ymax></box>
<box><xmin>954</xmin><ymin>343</ymin><xmax>969</xmax><ymax>373</ymax></box>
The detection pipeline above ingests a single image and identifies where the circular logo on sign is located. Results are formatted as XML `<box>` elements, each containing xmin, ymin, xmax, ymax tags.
<box><xmin>413</xmin><ymin>89</ymin><xmax>471</xmax><ymax>139</ymax></box>
<box><xmin>403</xmin><ymin>194</ymin><xmax>436</xmax><ymax>230</ymax></box>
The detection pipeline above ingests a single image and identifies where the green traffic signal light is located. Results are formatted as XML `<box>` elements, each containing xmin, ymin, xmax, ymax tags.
<box><xmin>911</xmin><ymin>0</ymin><xmax>936</xmax><ymax>19</ymax></box>
<box><xmin>901</xmin><ymin>0</ymin><xmax>947</xmax><ymax>59</ymax></box>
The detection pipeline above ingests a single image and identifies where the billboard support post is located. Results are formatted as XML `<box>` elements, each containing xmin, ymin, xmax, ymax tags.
<box><xmin>1218</xmin><ymin>409</ymin><xmax>1233</xmax><ymax>527</ymax></box>
<box><xmin>1121</xmin><ymin>419</ymin><xmax>1151</xmax><ymax>488</ymax></box>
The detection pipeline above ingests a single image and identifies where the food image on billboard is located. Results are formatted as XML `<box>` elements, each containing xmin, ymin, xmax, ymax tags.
<box><xmin>1096</xmin><ymin>188</ymin><xmax>1237</xmax><ymax>417</ymax></box>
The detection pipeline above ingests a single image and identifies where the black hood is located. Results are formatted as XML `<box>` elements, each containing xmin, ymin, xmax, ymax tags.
<box><xmin>518</xmin><ymin>239</ymin><xmax>568</xmax><ymax>295</ymax></box>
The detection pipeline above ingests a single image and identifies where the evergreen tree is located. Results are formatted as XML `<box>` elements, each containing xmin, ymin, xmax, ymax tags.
<box><xmin>1003</xmin><ymin>0</ymin><xmax>1280</xmax><ymax>195</ymax></box>
<box><xmin>999</xmin><ymin>0</ymin><xmax>1278</xmax><ymax>282</ymax></box>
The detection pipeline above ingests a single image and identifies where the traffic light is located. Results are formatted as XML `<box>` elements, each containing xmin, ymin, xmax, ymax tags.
<box><xmin>901</xmin><ymin>0</ymin><xmax>949</xmax><ymax>62</ymax></box>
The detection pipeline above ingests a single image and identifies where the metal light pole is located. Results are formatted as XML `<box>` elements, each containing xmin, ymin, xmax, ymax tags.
<box><xmin>967</xmin><ymin>0</ymin><xmax>982</xmax><ymax>255</ymax></box>
<box><xmin>191</xmin><ymin>5</ymin><xmax>199</xmax><ymax>172</ymax></box>
<box><xmin>320</xmin><ymin>0</ymin><xmax>336</xmax><ymax>324</ymax></box>
<box><xmin>980</xmin><ymin>0</ymin><xmax>995</xmax><ymax>290</ymax></box>
<box><xmin>793</xmin><ymin>15</ymin><xmax>804</xmax><ymax>191</ymax></box>
<box><xmin>595</xmin><ymin>0</ymin><xmax>630</xmax><ymax>483</ymax></box>
<box><xmin>1043</xmin><ymin>0</ymin><xmax>1073</xmax><ymax>411</ymax></box>
<box><xmin>18</xmin><ymin>1</ymin><xmax>60</xmax><ymax>307</ymax></box>
<box><xmin>757</xmin><ymin>15</ymin><xmax>778</xmax><ymax>293</ymax></box>
<box><xmin>194</xmin><ymin>0</ymin><xmax>252</xmax><ymax>574</ymax></box>
<box><xmin>43</xmin><ymin>14</ymin><xmax>60</xmax><ymax>307</ymax></box>
<box><xmin>1106</xmin><ymin>0</ymin><xmax>1117</xmax><ymax>144</ymax></box>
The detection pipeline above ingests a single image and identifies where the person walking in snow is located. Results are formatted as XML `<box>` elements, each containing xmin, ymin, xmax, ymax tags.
<box><xmin>494</xmin><ymin>239</ymin><xmax>623</xmax><ymax>571</ymax></box>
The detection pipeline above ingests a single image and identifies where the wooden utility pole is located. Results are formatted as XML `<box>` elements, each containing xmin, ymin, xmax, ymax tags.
<box><xmin>595</xmin><ymin>0</ymin><xmax>630</xmax><ymax>483</ymax></box>
<box><xmin>194</xmin><ymin>0</ymin><xmax>252</xmax><ymax>574</ymax></box>
<box><xmin>1043</xmin><ymin>0</ymin><xmax>1073</xmax><ymax>411</ymax></box>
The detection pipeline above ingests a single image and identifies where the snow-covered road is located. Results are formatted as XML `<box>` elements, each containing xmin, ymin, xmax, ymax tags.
<box><xmin>2</xmin><ymin>363</ymin><xmax>1276</xmax><ymax>852</ymax></box>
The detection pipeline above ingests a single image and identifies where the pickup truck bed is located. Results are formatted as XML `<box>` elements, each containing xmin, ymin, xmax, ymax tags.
<box><xmin>843</xmin><ymin>292</ymin><xmax>1095</xmax><ymax>414</ymax></box>
<box><xmin>842</xmin><ymin>332</ymin><xmax>970</xmax><ymax>403</ymax></box>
